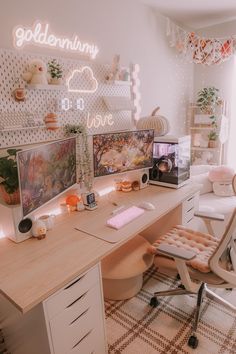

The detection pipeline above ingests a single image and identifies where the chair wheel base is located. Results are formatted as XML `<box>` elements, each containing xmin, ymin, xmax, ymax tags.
<box><xmin>188</xmin><ymin>335</ymin><xmax>198</xmax><ymax>349</ymax></box>
<box><xmin>149</xmin><ymin>297</ymin><xmax>159</xmax><ymax>307</ymax></box>
<box><xmin>178</xmin><ymin>284</ymin><xmax>185</xmax><ymax>289</ymax></box>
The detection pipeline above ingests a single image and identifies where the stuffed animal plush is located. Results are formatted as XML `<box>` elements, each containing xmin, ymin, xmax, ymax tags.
<box><xmin>22</xmin><ymin>59</ymin><xmax>49</xmax><ymax>85</ymax></box>
<box><xmin>208</xmin><ymin>166</ymin><xmax>235</xmax><ymax>183</ymax></box>
<box><xmin>208</xmin><ymin>166</ymin><xmax>235</xmax><ymax>197</ymax></box>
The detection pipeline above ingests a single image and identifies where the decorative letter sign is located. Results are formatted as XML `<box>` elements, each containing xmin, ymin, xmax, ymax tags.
<box><xmin>13</xmin><ymin>22</ymin><xmax>99</xmax><ymax>60</ymax></box>
<box><xmin>86</xmin><ymin>113</ymin><xmax>114</xmax><ymax>129</ymax></box>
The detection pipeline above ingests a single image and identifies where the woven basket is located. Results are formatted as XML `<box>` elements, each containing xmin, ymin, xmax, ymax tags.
<box><xmin>136</xmin><ymin>107</ymin><xmax>170</xmax><ymax>136</ymax></box>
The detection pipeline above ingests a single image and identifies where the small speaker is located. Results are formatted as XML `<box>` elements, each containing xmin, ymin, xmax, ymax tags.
<box><xmin>140</xmin><ymin>170</ymin><xmax>149</xmax><ymax>189</ymax></box>
<box><xmin>18</xmin><ymin>218</ymin><xmax>33</xmax><ymax>233</ymax></box>
<box><xmin>129</xmin><ymin>168</ymin><xmax>149</xmax><ymax>190</ymax></box>
<box><xmin>149</xmin><ymin>166</ymin><xmax>159</xmax><ymax>181</ymax></box>
<box><xmin>0</xmin><ymin>204</ymin><xmax>32</xmax><ymax>243</ymax></box>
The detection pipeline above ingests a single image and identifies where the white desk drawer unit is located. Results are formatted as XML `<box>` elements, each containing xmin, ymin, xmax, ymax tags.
<box><xmin>45</xmin><ymin>265</ymin><xmax>99</xmax><ymax>320</ymax></box>
<box><xmin>44</xmin><ymin>264</ymin><xmax>107</xmax><ymax>354</ymax></box>
<box><xmin>182</xmin><ymin>194</ymin><xmax>196</xmax><ymax>225</ymax></box>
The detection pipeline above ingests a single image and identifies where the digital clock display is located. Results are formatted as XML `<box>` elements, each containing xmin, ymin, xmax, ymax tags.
<box><xmin>60</xmin><ymin>98</ymin><xmax>85</xmax><ymax>111</ymax></box>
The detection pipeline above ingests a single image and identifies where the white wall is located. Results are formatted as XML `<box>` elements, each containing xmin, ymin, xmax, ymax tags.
<box><xmin>0</xmin><ymin>0</ymin><xmax>193</xmax><ymax>135</ymax></box>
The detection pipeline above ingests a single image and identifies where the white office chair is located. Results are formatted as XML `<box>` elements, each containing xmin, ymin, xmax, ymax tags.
<box><xmin>149</xmin><ymin>208</ymin><xmax>236</xmax><ymax>349</ymax></box>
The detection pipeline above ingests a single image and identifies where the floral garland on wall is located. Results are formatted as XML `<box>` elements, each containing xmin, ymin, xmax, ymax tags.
<box><xmin>166</xmin><ymin>18</ymin><xmax>235</xmax><ymax>65</ymax></box>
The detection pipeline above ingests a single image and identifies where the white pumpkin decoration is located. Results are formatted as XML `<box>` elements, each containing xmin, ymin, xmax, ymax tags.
<box><xmin>136</xmin><ymin>107</ymin><xmax>170</xmax><ymax>136</ymax></box>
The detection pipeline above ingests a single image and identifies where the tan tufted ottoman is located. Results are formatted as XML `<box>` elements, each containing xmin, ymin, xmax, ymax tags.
<box><xmin>101</xmin><ymin>235</ymin><xmax>154</xmax><ymax>300</ymax></box>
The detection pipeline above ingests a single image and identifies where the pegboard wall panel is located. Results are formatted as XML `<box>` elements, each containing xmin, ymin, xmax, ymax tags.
<box><xmin>0</xmin><ymin>48</ymin><xmax>135</xmax><ymax>148</ymax></box>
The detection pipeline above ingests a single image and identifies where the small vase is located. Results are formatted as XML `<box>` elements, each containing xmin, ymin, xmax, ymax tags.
<box><xmin>208</xmin><ymin>140</ymin><xmax>217</xmax><ymax>148</ymax></box>
<box><xmin>0</xmin><ymin>185</ymin><xmax>20</xmax><ymax>205</ymax></box>
<box><xmin>50</xmin><ymin>77</ymin><xmax>62</xmax><ymax>85</ymax></box>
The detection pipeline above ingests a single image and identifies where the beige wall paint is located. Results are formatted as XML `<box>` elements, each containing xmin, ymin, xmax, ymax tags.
<box><xmin>0</xmin><ymin>0</ymin><xmax>193</xmax><ymax>135</ymax></box>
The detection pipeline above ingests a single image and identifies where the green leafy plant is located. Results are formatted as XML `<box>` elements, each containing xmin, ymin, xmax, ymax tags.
<box><xmin>197</xmin><ymin>87</ymin><xmax>221</xmax><ymax>113</ymax></box>
<box><xmin>64</xmin><ymin>124</ymin><xmax>92</xmax><ymax>191</ymax></box>
<box><xmin>48</xmin><ymin>59</ymin><xmax>63</xmax><ymax>79</ymax></box>
<box><xmin>0</xmin><ymin>149</ymin><xmax>21</xmax><ymax>194</ymax></box>
<box><xmin>208</xmin><ymin>130</ymin><xmax>218</xmax><ymax>141</ymax></box>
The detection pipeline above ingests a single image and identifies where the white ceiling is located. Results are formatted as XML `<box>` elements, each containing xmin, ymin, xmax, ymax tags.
<box><xmin>139</xmin><ymin>0</ymin><xmax>236</xmax><ymax>29</ymax></box>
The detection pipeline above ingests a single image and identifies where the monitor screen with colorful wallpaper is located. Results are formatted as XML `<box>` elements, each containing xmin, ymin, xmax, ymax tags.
<box><xmin>93</xmin><ymin>130</ymin><xmax>154</xmax><ymax>177</ymax></box>
<box><xmin>17</xmin><ymin>137</ymin><xmax>76</xmax><ymax>217</ymax></box>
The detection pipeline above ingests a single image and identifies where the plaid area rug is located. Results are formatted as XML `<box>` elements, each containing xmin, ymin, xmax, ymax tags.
<box><xmin>105</xmin><ymin>267</ymin><xmax>236</xmax><ymax>354</ymax></box>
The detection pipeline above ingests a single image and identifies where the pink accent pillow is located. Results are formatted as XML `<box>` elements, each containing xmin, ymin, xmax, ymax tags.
<box><xmin>208</xmin><ymin>166</ymin><xmax>235</xmax><ymax>182</ymax></box>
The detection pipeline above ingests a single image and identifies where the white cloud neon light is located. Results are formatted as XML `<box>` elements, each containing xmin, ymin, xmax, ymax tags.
<box><xmin>67</xmin><ymin>66</ymin><xmax>98</xmax><ymax>93</ymax></box>
<box><xmin>13</xmin><ymin>21</ymin><xmax>99</xmax><ymax>60</ymax></box>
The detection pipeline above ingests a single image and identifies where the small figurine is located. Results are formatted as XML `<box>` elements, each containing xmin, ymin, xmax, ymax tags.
<box><xmin>22</xmin><ymin>59</ymin><xmax>50</xmax><ymax>85</ymax></box>
<box><xmin>44</xmin><ymin>112</ymin><xmax>60</xmax><ymax>130</ymax></box>
<box><xmin>32</xmin><ymin>220</ymin><xmax>47</xmax><ymax>240</ymax></box>
<box><xmin>12</xmin><ymin>78</ymin><xmax>26</xmax><ymax>102</ymax></box>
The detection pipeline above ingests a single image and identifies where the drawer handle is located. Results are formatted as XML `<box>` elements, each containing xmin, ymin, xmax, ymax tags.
<box><xmin>187</xmin><ymin>196</ymin><xmax>194</xmax><ymax>202</ymax></box>
<box><xmin>70</xmin><ymin>307</ymin><xmax>89</xmax><ymax>325</ymax></box>
<box><xmin>72</xmin><ymin>329</ymin><xmax>93</xmax><ymax>349</ymax></box>
<box><xmin>187</xmin><ymin>206</ymin><xmax>194</xmax><ymax>213</ymax></box>
<box><xmin>64</xmin><ymin>274</ymin><xmax>86</xmax><ymax>290</ymax></box>
<box><xmin>67</xmin><ymin>290</ymin><xmax>88</xmax><ymax>308</ymax></box>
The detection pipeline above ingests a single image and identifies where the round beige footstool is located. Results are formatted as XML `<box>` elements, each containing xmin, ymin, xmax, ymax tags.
<box><xmin>101</xmin><ymin>235</ymin><xmax>154</xmax><ymax>300</ymax></box>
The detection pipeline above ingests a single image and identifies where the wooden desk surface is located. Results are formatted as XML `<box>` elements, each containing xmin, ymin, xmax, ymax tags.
<box><xmin>0</xmin><ymin>184</ymin><xmax>199</xmax><ymax>314</ymax></box>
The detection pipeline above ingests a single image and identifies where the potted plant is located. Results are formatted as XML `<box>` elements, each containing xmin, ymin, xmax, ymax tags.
<box><xmin>64</xmin><ymin>124</ymin><xmax>93</xmax><ymax>191</ymax></box>
<box><xmin>208</xmin><ymin>130</ymin><xmax>218</xmax><ymax>148</ymax></box>
<box><xmin>0</xmin><ymin>149</ymin><xmax>21</xmax><ymax>205</ymax></box>
<box><xmin>197</xmin><ymin>87</ymin><xmax>221</xmax><ymax>114</ymax></box>
<box><xmin>48</xmin><ymin>59</ymin><xmax>63</xmax><ymax>85</ymax></box>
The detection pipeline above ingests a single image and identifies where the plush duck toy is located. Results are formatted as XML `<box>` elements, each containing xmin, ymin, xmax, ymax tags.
<box><xmin>22</xmin><ymin>59</ymin><xmax>50</xmax><ymax>85</ymax></box>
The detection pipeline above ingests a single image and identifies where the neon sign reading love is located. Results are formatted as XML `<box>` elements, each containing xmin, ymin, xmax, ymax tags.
<box><xmin>13</xmin><ymin>22</ymin><xmax>99</xmax><ymax>60</ymax></box>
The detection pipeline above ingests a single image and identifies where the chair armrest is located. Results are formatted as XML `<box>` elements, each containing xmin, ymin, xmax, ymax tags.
<box><xmin>156</xmin><ymin>244</ymin><xmax>196</xmax><ymax>261</ymax></box>
<box><xmin>194</xmin><ymin>210</ymin><xmax>225</xmax><ymax>221</ymax></box>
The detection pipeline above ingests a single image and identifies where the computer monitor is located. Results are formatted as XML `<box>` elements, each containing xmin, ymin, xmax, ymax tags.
<box><xmin>17</xmin><ymin>137</ymin><xmax>77</xmax><ymax>217</ymax></box>
<box><xmin>93</xmin><ymin>130</ymin><xmax>154</xmax><ymax>177</ymax></box>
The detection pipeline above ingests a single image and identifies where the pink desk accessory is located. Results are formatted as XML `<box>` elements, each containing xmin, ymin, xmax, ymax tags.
<box><xmin>106</xmin><ymin>206</ymin><xmax>145</xmax><ymax>230</ymax></box>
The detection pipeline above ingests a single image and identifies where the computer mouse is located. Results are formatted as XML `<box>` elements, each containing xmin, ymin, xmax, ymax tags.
<box><xmin>138</xmin><ymin>201</ymin><xmax>156</xmax><ymax>210</ymax></box>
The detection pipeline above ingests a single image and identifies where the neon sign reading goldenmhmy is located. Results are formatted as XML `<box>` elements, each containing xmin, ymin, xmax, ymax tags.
<box><xmin>13</xmin><ymin>22</ymin><xmax>99</xmax><ymax>60</ymax></box>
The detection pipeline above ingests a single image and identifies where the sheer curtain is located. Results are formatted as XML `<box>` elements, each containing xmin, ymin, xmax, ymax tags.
<box><xmin>227</xmin><ymin>55</ymin><xmax>236</xmax><ymax>170</ymax></box>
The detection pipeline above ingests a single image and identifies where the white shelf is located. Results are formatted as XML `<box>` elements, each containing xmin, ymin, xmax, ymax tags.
<box><xmin>105</xmin><ymin>80</ymin><xmax>131</xmax><ymax>86</ymax></box>
<box><xmin>190</xmin><ymin>126</ymin><xmax>213</xmax><ymax>130</ymax></box>
<box><xmin>191</xmin><ymin>147</ymin><xmax>219</xmax><ymax>151</ymax></box>
<box><xmin>26</xmin><ymin>84</ymin><xmax>67</xmax><ymax>91</ymax></box>
<box><xmin>0</xmin><ymin>125</ymin><xmax>45</xmax><ymax>132</ymax></box>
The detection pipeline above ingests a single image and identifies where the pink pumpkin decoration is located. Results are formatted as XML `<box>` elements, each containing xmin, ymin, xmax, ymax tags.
<box><xmin>208</xmin><ymin>166</ymin><xmax>235</xmax><ymax>182</ymax></box>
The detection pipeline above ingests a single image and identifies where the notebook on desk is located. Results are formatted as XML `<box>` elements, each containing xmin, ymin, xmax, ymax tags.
<box><xmin>74</xmin><ymin>206</ymin><xmax>145</xmax><ymax>243</ymax></box>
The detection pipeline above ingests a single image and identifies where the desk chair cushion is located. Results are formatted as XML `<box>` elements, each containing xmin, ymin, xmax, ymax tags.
<box><xmin>154</xmin><ymin>256</ymin><xmax>225</xmax><ymax>285</ymax></box>
<box><xmin>153</xmin><ymin>226</ymin><xmax>219</xmax><ymax>273</ymax></box>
